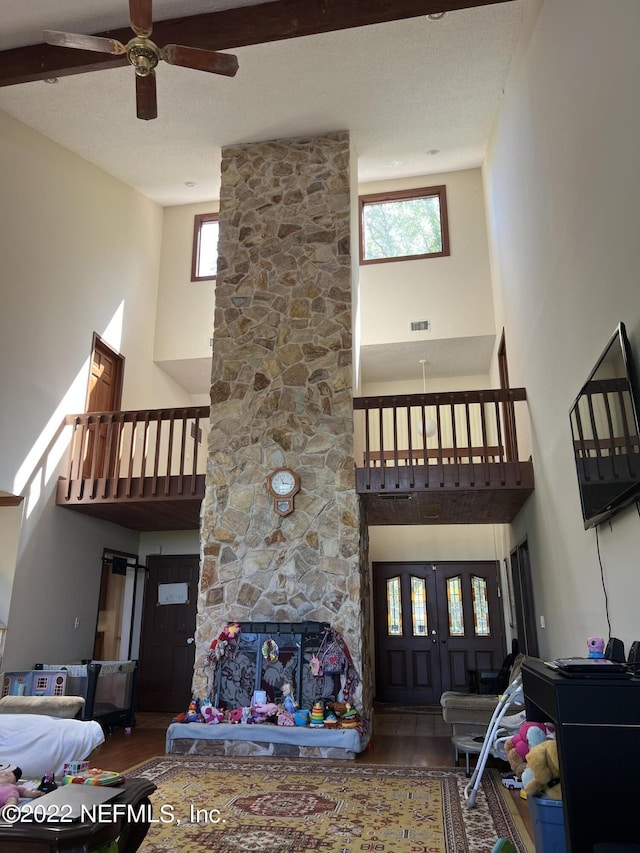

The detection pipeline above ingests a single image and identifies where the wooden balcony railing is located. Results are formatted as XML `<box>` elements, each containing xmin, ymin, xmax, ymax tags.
<box><xmin>56</xmin><ymin>406</ymin><xmax>210</xmax><ymax>529</ymax></box>
<box><xmin>354</xmin><ymin>389</ymin><xmax>533</xmax><ymax>522</ymax></box>
<box><xmin>56</xmin><ymin>390</ymin><xmax>532</xmax><ymax>529</ymax></box>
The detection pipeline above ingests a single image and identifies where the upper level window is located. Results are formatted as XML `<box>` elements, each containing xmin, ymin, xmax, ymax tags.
<box><xmin>191</xmin><ymin>213</ymin><xmax>219</xmax><ymax>281</ymax></box>
<box><xmin>359</xmin><ymin>185</ymin><xmax>450</xmax><ymax>264</ymax></box>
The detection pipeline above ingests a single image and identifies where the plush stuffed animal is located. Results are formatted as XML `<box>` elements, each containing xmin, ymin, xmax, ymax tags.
<box><xmin>505</xmin><ymin>720</ymin><xmax>555</xmax><ymax>768</ymax></box>
<box><xmin>228</xmin><ymin>708</ymin><xmax>244</xmax><ymax>724</ymax></box>
<box><xmin>588</xmin><ymin>637</ymin><xmax>605</xmax><ymax>658</ymax></box>
<box><xmin>522</xmin><ymin>739</ymin><xmax>562</xmax><ymax>800</ymax></box>
<box><xmin>201</xmin><ymin>699</ymin><xmax>224</xmax><ymax>725</ymax></box>
<box><xmin>252</xmin><ymin>702</ymin><xmax>279</xmax><ymax>723</ymax></box>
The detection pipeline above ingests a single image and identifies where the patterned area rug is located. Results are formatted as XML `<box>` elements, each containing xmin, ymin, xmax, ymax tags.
<box><xmin>131</xmin><ymin>755</ymin><xmax>533</xmax><ymax>853</ymax></box>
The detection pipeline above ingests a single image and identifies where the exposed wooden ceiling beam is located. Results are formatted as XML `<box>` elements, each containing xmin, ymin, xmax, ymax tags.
<box><xmin>0</xmin><ymin>0</ymin><xmax>514</xmax><ymax>88</ymax></box>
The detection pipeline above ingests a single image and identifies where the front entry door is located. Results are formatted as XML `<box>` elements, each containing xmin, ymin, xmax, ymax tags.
<box><xmin>137</xmin><ymin>554</ymin><xmax>199</xmax><ymax>713</ymax></box>
<box><xmin>373</xmin><ymin>561</ymin><xmax>505</xmax><ymax>704</ymax></box>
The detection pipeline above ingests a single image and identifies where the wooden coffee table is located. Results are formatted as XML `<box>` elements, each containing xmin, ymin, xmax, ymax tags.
<box><xmin>0</xmin><ymin>777</ymin><xmax>156</xmax><ymax>853</ymax></box>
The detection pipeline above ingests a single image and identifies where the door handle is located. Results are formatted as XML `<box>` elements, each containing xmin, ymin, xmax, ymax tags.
<box><xmin>186</xmin><ymin>637</ymin><xmax>195</xmax><ymax>644</ymax></box>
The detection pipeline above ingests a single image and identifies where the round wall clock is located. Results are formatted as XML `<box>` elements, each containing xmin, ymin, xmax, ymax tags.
<box><xmin>266</xmin><ymin>467</ymin><xmax>300</xmax><ymax>516</ymax></box>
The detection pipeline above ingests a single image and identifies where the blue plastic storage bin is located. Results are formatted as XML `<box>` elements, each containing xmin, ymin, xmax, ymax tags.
<box><xmin>527</xmin><ymin>796</ymin><xmax>566</xmax><ymax>853</ymax></box>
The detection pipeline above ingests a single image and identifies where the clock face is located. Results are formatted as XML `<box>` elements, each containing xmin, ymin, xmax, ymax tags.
<box><xmin>270</xmin><ymin>469</ymin><xmax>296</xmax><ymax>496</ymax></box>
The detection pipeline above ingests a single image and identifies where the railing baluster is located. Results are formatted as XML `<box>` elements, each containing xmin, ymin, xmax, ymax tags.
<box><xmin>451</xmin><ymin>397</ymin><xmax>459</xmax><ymax>487</ymax></box>
<box><xmin>191</xmin><ymin>415</ymin><xmax>199</xmax><ymax>495</ymax></box>
<box><xmin>364</xmin><ymin>406</ymin><xmax>372</xmax><ymax>490</ymax></box>
<box><xmin>465</xmin><ymin>397</ymin><xmax>474</xmax><ymax>486</ymax></box>
<box><xmin>89</xmin><ymin>414</ymin><xmax>101</xmax><ymax>499</ymax></box>
<box><xmin>378</xmin><ymin>404</ymin><xmax>385</xmax><ymax>490</ymax></box>
<box><xmin>479</xmin><ymin>393</ymin><xmax>490</xmax><ymax>486</ymax></box>
<box><xmin>152</xmin><ymin>413</ymin><xmax>162</xmax><ymax>497</ymax></box>
<box><xmin>165</xmin><ymin>411</ymin><xmax>175</xmax><ymax>495</ymax></box>
<box><xmin>494</xmin><ymin>395</ymin><xmax>506</xmax><ymax>485</ymax></box>
<box><xmin>407</xmin><ymin>404</ymin><xmax>414</xmax><ymax>488</ymax></box>
<box><xmin>139</xmin><ymin>413</ymin><xmax>150</xmax><ymax>497</ymax></box>
<box><xmin>179</xmin><ymin>410</ymin><xmax>188</xmax><ymax>495</ymax></box>
<box><xmin>392</xmin><ymin>401</ymin><xmax>399</xmax><ymax>489</ymax></box>
<box><xmin>125</xmin><ymin>413</ymin><xmax>137</xmax><ymax>498</ymax></box>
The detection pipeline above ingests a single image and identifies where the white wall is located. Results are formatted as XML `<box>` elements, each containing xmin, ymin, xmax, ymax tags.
<box><xmin>155</xmin><ymin>202</ymin><xmax>218</xmax><ymax>364</ymax></box>
<box><xmin>359</xmin><ymin>169</ymin><xmax>495</xmax><ymax>347</ymax></box>
<box><xmin>369</xmin><ymin>524</ymin><xmax>501</xmax><ymax>563</ymax></box>
<box><xmin>483</xmin><ymin>0</ymin><xmax>640</xmax><ymax>659</ymax></box>
<box><xmin>0</xmin><ymin>111</ymin><xmax>195</xmax><ymax>670</ymax></box>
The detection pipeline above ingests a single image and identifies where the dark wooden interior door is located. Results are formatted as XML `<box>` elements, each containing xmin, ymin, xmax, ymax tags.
<box><xmin>374</xmin><ymin>562</ymin><xmax>441</xmax><ymax>704</ymax></box>
<box><xmin>137</xmin><ymin>554</ymin><xmax>199</xmax><ymax>713</ymax></box>
<box><xmin>434</xmin><ymin>561</ymin><xmax>505</xmax><ymax>692</ymax></box>
<box><xmin>510</xmin><ymin>538</ymin><xmax>539</xmax><ymax>657</ymax></box>
<box><xmin>373</xmin><ymin>561</ymin><xmax>505</xmax><ymax>704</ymax></box>
<box><xmin>84</xmin><ymin>334</ymin><xmax>124</xmax><ymax>478</ymax></box>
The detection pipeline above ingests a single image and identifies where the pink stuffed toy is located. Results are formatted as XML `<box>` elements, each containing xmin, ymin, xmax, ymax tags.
<box><xmin>508</xmin><ymin>720</ymin><xmax>555</xmax><ymax>763</ymax></box>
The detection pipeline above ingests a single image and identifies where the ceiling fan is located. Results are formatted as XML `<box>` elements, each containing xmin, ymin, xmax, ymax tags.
<box><xmin>43</xmin><ymin>0</ymin><xmax>239</xmax><ymax>121</ymax></box>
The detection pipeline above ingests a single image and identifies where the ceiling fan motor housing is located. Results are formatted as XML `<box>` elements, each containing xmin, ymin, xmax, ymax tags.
<box><xmin>127</xmin><ymin>37</ymin><xmax>159</xmax><ymax>76</ymax></box>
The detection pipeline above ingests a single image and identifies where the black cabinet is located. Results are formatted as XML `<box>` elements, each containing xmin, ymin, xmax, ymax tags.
<box><xmin>522</xmin><ymin>658</ymin><xmax>640</xmax><ymax>852</ymax></box>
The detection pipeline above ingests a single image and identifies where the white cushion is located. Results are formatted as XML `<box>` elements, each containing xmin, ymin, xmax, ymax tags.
<box><xmin>0</xmin><ymin>695</ymin><xmax>85</xmax><ymax>718</ymax></box>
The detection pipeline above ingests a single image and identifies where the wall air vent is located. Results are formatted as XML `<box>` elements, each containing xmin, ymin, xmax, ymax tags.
<box><xmin>410</xmin><ymin>319</ymin><xmax>431</xmax><ymax>332</ymax></box>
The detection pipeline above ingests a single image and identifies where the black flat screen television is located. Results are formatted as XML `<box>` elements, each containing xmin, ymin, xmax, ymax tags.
<box><xmin>570</xmin><ymin>322</ymin><xmax>640</xmax><ymax>529</ymax></box>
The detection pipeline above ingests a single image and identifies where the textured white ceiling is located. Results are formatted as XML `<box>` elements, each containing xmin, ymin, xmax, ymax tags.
<box><xmin>360</xmin><ymin>335</ymin><xmax>496</xmax><ymax>384</ymax></box>
<box><xmin>0</xmin><ymin>1</ymin><xmax>530</xmax><ymax>206</ymax></box>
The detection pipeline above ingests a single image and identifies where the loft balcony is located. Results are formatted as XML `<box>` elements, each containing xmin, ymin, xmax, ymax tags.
<box><xmin>56</xmin><ymin>406</ymin><xmax>208</xmax><ymax>531</ymax></box>
<box><xmin>354</xmin><ymin>388</ymin><xmax>534</xmax><ymax>525</ymax></box>
<box><xmin>56</xmin><ymin>389</ymin><xmax>534</xmax><ymax>531</ymax></box>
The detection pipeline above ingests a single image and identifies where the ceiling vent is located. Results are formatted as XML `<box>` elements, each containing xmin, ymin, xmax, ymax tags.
<box><xmin>410</xmin><ymin>319</ymin><xmax>431</xmax><ymax>332</ymax></box>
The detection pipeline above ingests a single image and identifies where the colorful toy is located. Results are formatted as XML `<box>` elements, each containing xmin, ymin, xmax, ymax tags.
<box><xmin>201</xmin><ymin>698</ymin><xmax>224</xmax><ymax>724</ymax></box>
<box><xmin>281</xmin><ymin>682</ymin><xmax>297</xmax><ymax>714</ymax></box>
<box><xmin>0</xmin><ymin>765</ymin><xmax>43</xmax><ymax>811</ymax></box>
<box><xmin>253</xmin><ymin>702</ymin><xmax>279</xmax><ymax>723</ymax></box>
<box><xmin>587</xmin><ymin>637</ymin><xmax>605</xmax><ymax>658</ymax></box>
<box><xmin>309</xmin><ymin>701</ymin><xmax>325</xmax><ymax>727</ymax></box>
<box><xmin>38</xmin><ymin>772</ymin><xmax>57</xmax><ymax>793</ymax></box>
<box><xmin>505</xmin><ymin>720</ymin><xmax>555</xmax><ymax>773</ymax></box>
<box><xmin>185</xmin><ymin>698</ymin><xmax>203</xmax><ymax>722</ymax></box>
<box><xmin>294</xmin><ymin>709</ymin><xmax>310</xmax><ymax>726</ymax></box>
<box><xmin>277</xmin><ymin>709</ymin><xmax>295</xmax><ymax>726</ymax></box>
<box><xmin>522</xmin><ymin>739</ymin><xmax>562</xmax><ymax>800</ymax></box>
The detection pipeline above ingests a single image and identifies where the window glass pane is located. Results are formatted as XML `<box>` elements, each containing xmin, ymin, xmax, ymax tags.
<box><xmin>410</xmin><ymin>576</ymin><xmax>428</xmax><ymax>636</ymax></box>
<box><xmin>387</xmin><ymin>577</ymin><xmax>402</xmax><ymax>636</ymax></box>
<box><xmin>197</xmin><ymin>218</ymin><xmax>219</xmax><ymax>278</ymax></box>
<box><xmin>363</xmin><ymin>195</ymin><xmax>442</xmax><ymax>260</ymax></box>
<box><xmin>360</xmin><ymin>186</ymin><xmax>449</xmax><ymax>263</ymax></box>
<box><xmin>447</xmin><ymin>576</ymin><xmax>464</xmax><ymax>636</ymax></box>
<box><xmin>471</xmin><ymin>575</ymin><xmax>491</xmax><ymax>636</ymax></box>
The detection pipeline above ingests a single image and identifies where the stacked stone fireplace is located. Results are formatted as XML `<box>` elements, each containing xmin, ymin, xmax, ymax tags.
<box><xmin>192</xmin><ymin>131</ymin><xmax>370</xmax><ymax>714</ymax></box>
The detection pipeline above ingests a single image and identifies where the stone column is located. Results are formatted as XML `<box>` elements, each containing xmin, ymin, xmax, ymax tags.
<box><xmin>193</xmin><ymin>131</ymin><xmax>365</xmax><ymax>707</ymax></box>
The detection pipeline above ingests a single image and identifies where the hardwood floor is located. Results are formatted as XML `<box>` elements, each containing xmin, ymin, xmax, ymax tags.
<box><xmin>89</xmin><ymin>710</ymin><xmax>532</xmax><ymax>834</ymax></box>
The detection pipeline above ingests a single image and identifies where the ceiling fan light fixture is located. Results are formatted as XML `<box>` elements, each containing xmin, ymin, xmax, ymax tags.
<box><xmin>42</xmin><ymin>2</ymin><xmax>238</xmax><ymax>120</ymax></box>
<box><xmin>127</xmin><ymin>39</ymin><xmax>160</xmax><ymax>76</ymax></box>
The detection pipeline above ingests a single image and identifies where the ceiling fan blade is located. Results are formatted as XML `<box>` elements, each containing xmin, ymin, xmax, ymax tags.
<box><xmin>129</xmin><ymin>0</ymin><xmax>153</xmax><ymax>37</ymax></box>
<box><xmin>161</xmin><ymin>44</ymin><xmax>239</xmax><ymax>77</ymax></box>
<box><xmin>136</xmin><ymin>72</ymin><xmax>158</xmax><ymax>120</ymax></box>
<box><xmin>43</xmin><ymin>30</ymin><xmax>126</xmax><ymax>55</ymax></box>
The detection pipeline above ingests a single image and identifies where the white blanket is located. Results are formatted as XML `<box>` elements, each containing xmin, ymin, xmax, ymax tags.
<box><xmin>0</xmin><ymin>713</ymin><xmax>104</xmax><ymax>779</ymax></box>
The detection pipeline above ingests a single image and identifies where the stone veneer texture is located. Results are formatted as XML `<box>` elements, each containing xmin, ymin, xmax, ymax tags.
<box><xmin>193</xmin><ymin>131</ymin><xmax>365</xmax><ymax>704</ymax></box>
